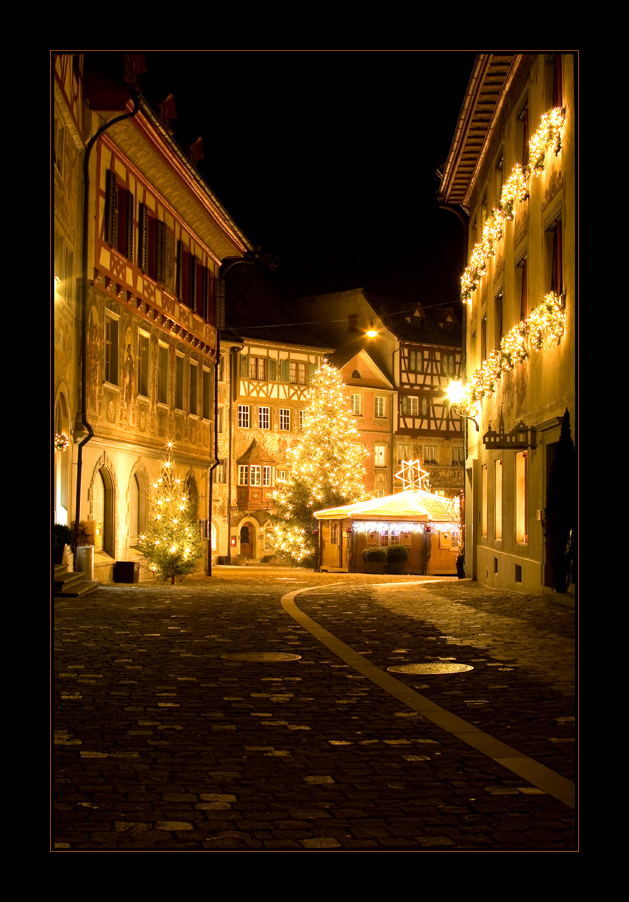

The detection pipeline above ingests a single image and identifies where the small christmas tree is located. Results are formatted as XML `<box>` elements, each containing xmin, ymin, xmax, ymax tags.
<box><xmin>138</xmin><ymin>443</ymin><xmax>204</xmax><ymax>583</ymax></box>
<box><xmin>271</xmin><ymin>359</ymin><xmax>368</xmax><ymax>564</ymax></box>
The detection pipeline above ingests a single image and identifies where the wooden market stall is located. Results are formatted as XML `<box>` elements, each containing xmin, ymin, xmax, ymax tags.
<box><xmin>314</xmin><ymin>489</ymin><xmax>461</xmax><ymax>575</ymax></box>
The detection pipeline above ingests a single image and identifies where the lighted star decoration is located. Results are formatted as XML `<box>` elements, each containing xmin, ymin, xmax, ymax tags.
<box><xmin>395</xmin><ymin>459</ymin><xmax>430</xmax><ymax>491</ymax></box>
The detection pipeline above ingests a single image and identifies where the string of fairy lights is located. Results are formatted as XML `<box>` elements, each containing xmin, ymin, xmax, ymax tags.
<box><xmin>457</xmin><ymin>106</ymin><xmax>568</xmax><ymax>414</ymax></box>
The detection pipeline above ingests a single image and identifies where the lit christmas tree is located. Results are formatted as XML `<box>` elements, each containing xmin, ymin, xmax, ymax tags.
<box><xmin>271</xmin><ymin>359</ymin><xmax>368</xmax><ymax>564</ymax></box>
<box><xmin>138</xmin><ymin>443</ymin><xmax>204</xmax><ymax>583</ymax></box>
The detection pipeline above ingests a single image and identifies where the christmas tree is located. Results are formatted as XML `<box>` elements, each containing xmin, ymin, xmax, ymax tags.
<box><xmin>271</xmin><ymin>359</ymin><xmax>368</xmax><ymax>564</ymax></box>
<box><xmin>138</xmin><ymin>443</ymin><xmax>204</xmax><ymax>583</ymax></box>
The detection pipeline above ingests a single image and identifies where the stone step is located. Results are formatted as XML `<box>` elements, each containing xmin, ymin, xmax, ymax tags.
<box><xmin>54</xmin><ymin>565</ymin><xmax>100</xmax><ymax>597</ymax></box>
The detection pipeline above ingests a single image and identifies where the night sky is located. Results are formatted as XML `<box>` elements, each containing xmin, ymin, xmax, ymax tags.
<box><xmin>97</xmin><ymin>51</ymin><xmax>478</xmax><ymax>312</ymax></box>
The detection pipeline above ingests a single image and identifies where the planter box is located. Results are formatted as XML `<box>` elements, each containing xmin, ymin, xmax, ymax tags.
<box><xmin>387</xmin><ymin>562</ymin><xmax>406</xmax><ymax>574</ymax></box>
<box><xmin>364</xmin><ymin>562</ymin><xmax>385</xmax><ymax>574</ymax></box>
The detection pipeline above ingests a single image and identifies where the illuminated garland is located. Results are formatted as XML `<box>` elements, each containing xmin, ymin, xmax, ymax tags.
<box><xmin>459</xmin><ymin>292</ymin><xmax>566</xmax><ymax>410</ymax></box>
<box><xmin>461</xmin><ymin>106</ymin><xmax>566</xmax><ymax>303</ymax></box>
<box><xmin>54</xmin><ymin>433</ymin><xmax>70</xmax><ymax>452</ymax></box>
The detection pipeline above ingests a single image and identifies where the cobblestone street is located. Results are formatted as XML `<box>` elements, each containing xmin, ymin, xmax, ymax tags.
<box><xmin>52</xmin><ymin>569</ymin><xmax>577</xmax><ymax>851</ymax></box>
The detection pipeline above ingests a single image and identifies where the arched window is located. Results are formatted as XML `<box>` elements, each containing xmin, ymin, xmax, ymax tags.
<box><xmin>93</xmin><ymin>467</ymin><xmax>114</xmax><ymax>555</ymax></box>
<box><xmin>130</xmin><ymin>473</ymin><xmax>147</xmax><ymax>546</ymax></box>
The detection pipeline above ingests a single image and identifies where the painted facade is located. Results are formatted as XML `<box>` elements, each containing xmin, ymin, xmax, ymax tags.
<box><xmin>53</xmin><ymin>53</ymin><xmax>251</xmax><ymax>581</ymax></box>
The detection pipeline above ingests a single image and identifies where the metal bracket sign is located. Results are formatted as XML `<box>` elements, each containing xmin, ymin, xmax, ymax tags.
<box><xmin>483</xmin><ymin>419</ymin><xmax>537</xmax><ymax>450</ymax></box>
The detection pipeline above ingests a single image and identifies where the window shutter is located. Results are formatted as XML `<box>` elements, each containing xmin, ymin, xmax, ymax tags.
<box><xmin>240</xmin><ymin>355</ymin><xmax>249</xmax><ymax>378</ymax></box>
<box><xmin>155</xmin><ymin>220</ymin><xmax>166</xmax><ymax>283</ymax></box>
<box><xmin>308</xmin><ymin>363</ymin><xmax>316</xmax><ymax>382</ymax></box>
<box><xmin>139</xmin><ymin>205</ymin><xmax>149</xmax><ymax>272</ymax></box>
<box><xmin>280</xmin><ymin>359</ymin><xmax>290</xmax><ymax>382</ymax></box>
<box><xmin>267</xmin><ymin>358</ymin><xmax>277</xmax><ymax>381</ymax></box>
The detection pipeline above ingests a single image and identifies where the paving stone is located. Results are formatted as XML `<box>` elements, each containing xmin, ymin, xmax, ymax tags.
<box><xmin>52</xmin><ymin>568</ymin><xmax>577</xmax><ymax>851</ymax></box>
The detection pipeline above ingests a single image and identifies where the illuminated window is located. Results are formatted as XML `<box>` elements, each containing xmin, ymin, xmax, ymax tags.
<box><xmin>249</xmin><ymin>357</ymin><xmax>266</xmax><ymax>380</ymax></box>
<box><xmin>515</xmin><ymin>452</ymin><xmax>528</xmax><ymax>544</ymax></box>
<box><xmin>374</xmin><ymin>444</ymin><xmax>387</xmax><ymax>468</ymax></box>
<box><xmin>374</xmin><ymin>396</ymin><xmax>386</xmax><ymax>418</ymax></box>
<box><xmin>299</xmin><ymin>410</ymin><xmax>305</xmax><ymax>431</ymax></box>
<box><xmin>495</xmin><ymin>458</ymin><xmax>503</xmax><ymax>541</ymax></box>
<box><xmin>351</xmin><ymin>394</ymin><xmax>362</xmax><ymax>415</ymax></box>
<box><xmin>238</xmin><ymin>465</ymin><xmax>248</xmax><ymax>486</ymax></box>
<box><xmin>545</xmin><ymin>217</ymin><xmax>563</xmax><ymax>296</ymax></box>
<box><xmin>279</xmin><ymin>408</ymin><xmax>290</xmax><ymax>431</ymax></box>
<box><xmin>263</xmin><ymin>466</ymin><xmax>273</xmax><ymax>487</ymax></box>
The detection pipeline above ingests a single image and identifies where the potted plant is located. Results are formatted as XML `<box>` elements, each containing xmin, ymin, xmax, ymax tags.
<box><xmin>362</xmin><ymin>546</ymin><xmax>387</xmax><ymax>574</ymax></box>
<box><xmin>53</xmin><ymin>523</ymin><xmax>75</xmax><ymax>565</ymax></box>
<box><xmin>386</xmin><ymin>543</ymin><xmax>408</xmax><ymax>574</ymax></box>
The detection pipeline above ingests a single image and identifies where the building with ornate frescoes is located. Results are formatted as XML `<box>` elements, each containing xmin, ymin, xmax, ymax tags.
<box><xmin>53</xmin><ymin>53</ymin><xmax>254</xmax><ymax>583</ymax></box>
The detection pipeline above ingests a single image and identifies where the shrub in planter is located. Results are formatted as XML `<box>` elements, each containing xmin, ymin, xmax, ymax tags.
<box><xmin>386</xmin><ymin>544</ymin><xmax>408</xmax><ymax>562</ymax></box>
<box><xmin>362</xmin><ymin>546</ymin><xmax>387</xmax><ymax>573</ymax></box>
<box><xmin>53</xmin><ymin>523</ymin><xmax>75</xmax><ymax>564</ymax></box>
<box><xmin>362</xmin><ymin>547</ymin><xmax>387</xmax><ymax>562</ymax></box>
<box><xmin>386</xmin><ymin>543</ymin><xmax>408</xmax><ymax>573</ymax></box>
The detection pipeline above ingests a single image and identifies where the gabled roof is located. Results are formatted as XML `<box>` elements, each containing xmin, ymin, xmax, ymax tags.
<box><xmin>236</xmin><ymin>439</ymin><xmax>277</xmax><ymax>466</ymax></box>
<box><xmin>314</xmin><ymin>489</ymin><xmax>456</xmax><ymax>523</ymax></box>
<box><xmin>437</xmin><ymin>53</ymin><xmax>526</xmax><ymax>211</ymax></box>
<box><xmin>333</xmin><ymin>348</ymin><xmax>395</xmax><ymax>390</ymax></box>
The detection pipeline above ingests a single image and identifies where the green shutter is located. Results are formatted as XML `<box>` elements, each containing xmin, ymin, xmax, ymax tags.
<box><xmin>308</xmin><ymin>363</ymin><xmax>316</xmax><ymax>382</ymax></box>
<box><xmin>240</xmin><ymin>355</ymin><xmax>249</xmax><ymax>378</ymax></box>
<box><xmin>280</xmin><ymin>359</ymin><xmax>290</xmax><ymax>382</ymax></box>
<box><xmin>268</xmin><ymin>358</ymin><xmax>277</xmax><ymax>381</ymax></box>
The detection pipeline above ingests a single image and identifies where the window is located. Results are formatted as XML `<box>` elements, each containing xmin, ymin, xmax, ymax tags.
<box><xmin>279</xmin><ymin>408</ymin><xmax>290</xmax><ymax>431</ymax></box>
<box><xmin>374</xmin><ymin>445</ymin><xmax>387</xmax><ymax>468</ymax></box>
<box><xmin>374</xmin><ymin>396</ymin><xmax>386</xmax><ymax>418</ymax></box>
<box><xmin>289</xmin><ymin>361</ymin><xmax>307</xmax><ymax>384</ymax></box>
<box><xmin>263</xmin><ymin>465</ymin><xmax>273</xmax><ymax>487</ymax></box>
<box><xmin>214</xmin><ymin>460</ymin><xmax>227</xmax><ymax>484</ymax></box>
<box><xmin>481</xmin><ymin>464</ymin><xmax>488</xmax><ymax>538</ymax></box>
<box><xmin>517</xmin><ymin>102</ymin><xmax>529</xmax><ymax>168</ymax></box>
<box><xmin>495</xmin><ymin>458</ymin><xmax>503</xmax><ymax>541</ymax></box>
<box><xmin>238</xmin><ymin>465</ymin><xmax>248</xmax><ymax>486</ymax></box>
<box><xmin>452</xmin><ymin>446</ymin><xmax>464</xmax><ymax>464</ymax></box>
<box><xmin>175</xmin><ymin>354</ymin><xmax>184</xmax><ymax>410</ymax></box>
<box><xmin>53</xmin><ymin>115</ymin><xmax>65</xmax><ymax>177</ymax></box>
<box><xmin>351</xmin><ymin>394</ymin><xmax>362</xmax><ymax>415</ymax></box>
<box><xmin>106</xmin><ymin>169</ymin><xmax>134</xmax><ymax>260</ymax></box>
<box><xmin>130</xmin><ymin>473</ymin><xmax>147</xmax><ymax>546</ymax></box>
<box><xmin>202</xmin><ymin>368</ymin><xmax>211</xmax><ymax>420</ymax></box>
<box><xmin>238</xmin><ymin>405</ymin><xmax>250</xmax><ymax>429</ymax></box>
<box><xmin>517</xmin><ymin>254</ymin><xmax>528</xmax><ymax>321</ymax></box>
<box><xmin>401</xmin><ymin>396</ymin><xmax>418</xmax><ymax>417</ymax></box>
<box><xmin>247</xmin><ymin>357</ymin><xmax>266</xmax><ymax>380</ymax></box>
<box><xmin>299</xmin><ymin>410</ymin><xmax>305</xmax><ymax>431</ymax></box>
<box><xmin>441</xmin><ymin>353</ymin><xmax>456</xmax><ymax>378</ymax></box>
<box><xmin>105</xmin><ymin>315</ymin><xmax>120</xmax><ymax>386</ymax></box>
<box><xmin>397</xmin><ymin>444</ymin><xmax>411</xmax><ymax>463</ymax></box>
<box><xmin>140</xmin><ymin>205</ymin><xmax>167</xmax><ymax>283</ymax></box>
<box><xmin>217</xmin><ymin>407</ymin><xmax>224</xmax><ymax>433</ymax></box>
<box><xmin>495</xmin><ymin>292</ymin><xmax>503</xmax><ymax>348</ymax></box>
<box><xmin>545</xmin><ymin>217</ymin><xmax>563</xmax><ymax>296</ymax></box>
<box><xmin>515</xmin><ymin>451</ymin><xmax>528</xmax><ymax>544</ymax></box>
<box><xmin>189</xmin><ymin>361</ymin><xmax>198</xmax><ymax>415</ymax></box>
<box><xmin>258</xmin><ymin>406</ymin><xmax>270</xmax><ymax>430</ymax></box>
<box><xmin>137</xmin><ymin>332</ymin><xmax>150</xmax><ymax>398</ymax></box>
<box><xmin>408</xmin><ymin>350</ymin><xmax>423</xmax><ymax>373</ymax></box>
<box><xmin>157</xmin><ymin>344</ymin><xmax>168</xmax><ymax>405</ymax></box>
<box><xmin>424</xmin><ymin>445</ymin><xmax>437</xmax><ymax>462</ymax></box>
<box><xmin>250</xmin><ymin>465</ymin><xmax>262</xmax><ymax>487</ymax></box>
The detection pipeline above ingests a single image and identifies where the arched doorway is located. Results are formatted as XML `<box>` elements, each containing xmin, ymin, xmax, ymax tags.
<box><xmin>240</xmin><ymin>522</ymin><xmax>255</xmax><ymax>559</ymax></box>
<box><xmin>54</xmin><ymin>392</ymin><xmax>71</xmax><ymax>525</ymax></box>
<box><xmin>92</xmin><ymin>466</ymin><xmax>114</xmax><ymax>556</ymax></box>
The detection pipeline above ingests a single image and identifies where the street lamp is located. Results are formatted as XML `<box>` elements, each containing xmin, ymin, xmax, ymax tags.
<box><xmin>446</xmin><ymin>380</ymin><xmax>479</xmax><ymax>431</ymax></box>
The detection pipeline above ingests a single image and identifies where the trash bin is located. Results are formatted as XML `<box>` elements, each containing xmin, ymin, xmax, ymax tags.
<box><xmin>114</xmin><ymin>561</ymin><xmax>140</xmax><ymax>583</ymax></box>
<box><xmin>76</xmin><ymin>545</ymin><xmax>94</xmax><ymax>581</ymax></box>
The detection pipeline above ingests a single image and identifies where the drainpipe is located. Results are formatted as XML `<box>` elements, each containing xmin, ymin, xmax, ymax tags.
<box><xmin>74</xmin><ymin>97</ymin><xmax>139</xmax><ymax>554</ymax></box>
<box><xmin>207</xmin><ymin>255</ymin><xmax>256</xmax><ymax>573</ymax></box>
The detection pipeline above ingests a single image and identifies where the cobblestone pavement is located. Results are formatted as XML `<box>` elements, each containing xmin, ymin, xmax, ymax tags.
<box><xmin>52</xmin><ymin>568</ymin><xmax>577</xmax><ymax>852</ymax></box>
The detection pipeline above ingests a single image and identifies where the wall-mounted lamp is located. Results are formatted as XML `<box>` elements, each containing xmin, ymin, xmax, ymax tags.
<box><xmin>366</xmin><ymin>318</ymin><xmax>378</xmax><ymax>338</ymax></box>
<box><xmin>446</xmin><ymin>380</ymin><xmax>479</xmax><ymax>431</ymax></box>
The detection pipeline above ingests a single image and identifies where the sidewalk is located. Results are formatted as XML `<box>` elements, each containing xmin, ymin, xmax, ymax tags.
<box><xmin>53</xmin><ymin>569</ymin><xmax>576</xmax><ymax>851</ymax></box>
